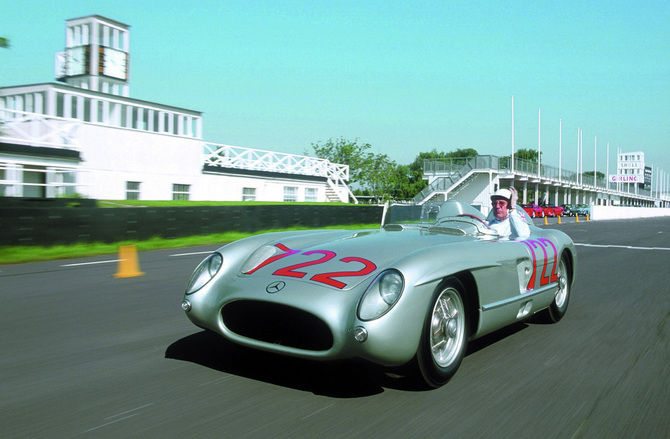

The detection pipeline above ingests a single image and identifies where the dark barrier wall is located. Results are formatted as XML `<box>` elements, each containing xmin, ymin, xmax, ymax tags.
<box><xmin>0</xmin><ymin>204</ymin><xmax>384</xmax><ymax>246</ymax></box>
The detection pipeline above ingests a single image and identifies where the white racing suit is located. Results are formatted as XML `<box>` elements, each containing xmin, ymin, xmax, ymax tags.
<box><xmin>487</xmin><ymin>209</ymin><xmax>531</xmax><ymax>239</ymax></box>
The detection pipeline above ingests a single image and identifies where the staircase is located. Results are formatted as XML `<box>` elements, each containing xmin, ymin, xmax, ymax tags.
<box><xmin>325</xmin><ymin>185</ymin><xmax>340</xmax><ymax>202</ymax></box>
<box><xmin>325</xmin><ymin>177</ymin><xmax>358</xmax><ymax>203</ymax></box>
<box><xmin>413</xmin><ymin>160</ymin><xmax>476</xmax><ymax>204</ymax></box>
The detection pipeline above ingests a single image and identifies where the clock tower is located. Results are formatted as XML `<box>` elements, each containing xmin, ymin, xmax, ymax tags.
<box><xmin>55</xmin><ymin>15</ymin><xmax>130</xmax><ymax>97</ymax></box>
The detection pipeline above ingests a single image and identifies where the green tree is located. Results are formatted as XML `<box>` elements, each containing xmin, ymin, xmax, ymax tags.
<box><xmin>581</xmin><ymin>171</ymin><xmax>606</xmax><ymax>184</ymax></box>
<box><xmin>358</xmin><ymin>153</ymin><xmax>399</xmax><ymax>202</ymax></box>
<box><xmin>407</xmin><ymin>148</ymin><xmax>479</xmax><ymax>195</ymax></box>
<box><xmin>388</xmin><ymin>164</ymin><xmax>413</xmax><ymax>200</ymax></box>
<box><xmin>310</xmin><ymin>137</ymin><xmax>403</xmax><ymax>200</ymax></box>
<box><xmin>581</xmin><ymin>171</ymin><xmax>605</xmax><ymax>178</ymax></box>
<box><xmin>311</xmin><ymin>141</ymin><xmax>484</xmax><ymax>202</ymax></box>
<box><xmin>445</xmin><ymin>148</ymin><xmax>479</xmax><ymax>159</ymax></box>
<box><xmin>309</xmin><ymin>137</ymin><xmax>373</xmax><ymax>185</ymax></box>
<box><xmin>514</xmin><ymin>148</ymin><xmax>542</xmax><ymax>163</ymax></box>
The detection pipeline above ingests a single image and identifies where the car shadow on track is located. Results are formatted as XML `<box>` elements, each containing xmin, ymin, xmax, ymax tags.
<box><xmin>466</xmin><ymin>321</ymin><xmax>529</xmax><ymax>356</ymax></box>
<box><xmin>165</xmin><ymin>330</ymin><xmax>389</xmax><ymax>397</ymax></box>
<box><xmin>166</xmin><ymin>320</ymin><xmax>534</xmax><ymax>396</ymax></box>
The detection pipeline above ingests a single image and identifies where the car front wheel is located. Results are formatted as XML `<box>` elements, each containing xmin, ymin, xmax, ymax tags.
<box><xmin>416</xmin><ymin>279</ymin><xmax>468</xmax><ymax>388</ymax></box>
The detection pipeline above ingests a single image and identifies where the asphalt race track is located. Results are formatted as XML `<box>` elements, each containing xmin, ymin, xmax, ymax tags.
<box><xmin>1</xmin><ymin>217</ymin><xmax>669</xmax><ymax>438</ymax></box>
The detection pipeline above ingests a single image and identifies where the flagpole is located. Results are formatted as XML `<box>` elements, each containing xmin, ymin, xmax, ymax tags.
<box><xmin>594</xmin><ymin>136</ymin><xmax>597</xmax><ymax>189</ymax></box>
<box><xmin>606</xmin><ymin>142</ymin><xmax>610</xmax><ymax>192</ymax></box>
<box><xmin>576</xmin><ymin>128</ymin><xmax>580</xmax><ymax>187</ymax></box>
<box><xmin>538</xmin><ymin>108</ymin><xmax>541</xmax><ymax>178</ymax></box>
<box><xmin>511</xmin><ymin>95</ymin><xmax>515</xmax><ymax>174</ymax></box>
<box><xmin>559</xmin><ymin>119</ymin><xmax>562</xmax><ymax>184</ymax></box>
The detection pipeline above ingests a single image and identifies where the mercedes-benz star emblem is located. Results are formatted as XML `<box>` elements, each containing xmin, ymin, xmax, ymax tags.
<box><xmin>266</xmin><ymin>281</ymin><xmax>286</xmax><ymax>294</ymax></box>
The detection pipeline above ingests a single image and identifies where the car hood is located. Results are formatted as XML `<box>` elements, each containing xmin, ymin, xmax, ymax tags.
<box><xmin>237</xmin><ymin>226</ymin><xmax>475</xmax><ymax>291</ymax></box>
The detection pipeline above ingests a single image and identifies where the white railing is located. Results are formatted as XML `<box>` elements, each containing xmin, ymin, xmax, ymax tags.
<box><xmin>418</xmin><ymin>155</ymin><xmax>668</xmax><ymax>206</ymax></box>
<box><xmin>0</xmin><ymin>109</ymin><xmax>80</xmax><ymax>150</ymax></box>
<box><xmin>204</xmin><ymin>143</ymin><xmax>350</xmax><ymax>182</ymax></box>
<box><xmin>1</xmin><ymin>85</ymin><xmax>203</xmax><ymax>139</ymax></box>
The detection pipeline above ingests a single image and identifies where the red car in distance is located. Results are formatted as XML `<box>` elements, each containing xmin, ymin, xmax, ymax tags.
<box><xmin>521</xmin><ymin>203</ymin><xmax>544</xmax><ymax>218</ymax></box>
<box><xmin>542</xmin><ymin>205</ymin><xmax>564</xmax><ymax>217</ymax></box>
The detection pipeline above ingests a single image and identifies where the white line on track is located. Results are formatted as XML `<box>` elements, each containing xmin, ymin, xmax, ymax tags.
<box><xmin>60</xmin><ymin>250</ymin><xmax>211</xmax><ymax>267</ymax></box>
<box><xmin>82</xmin><ymin>414</ymin><xmax>140</xmax><ymax>433</ymax></box>
<box><xmin>169</xmin><ymin>251</ymin><xmax>213</xmax><ymax>257</ymax></box>
<box><xmin>61</xmin><ymin>259</ymin><xmax>122</xmax><ymax>267</ymax></box>
<box><xmin>575</xmin><ymin>243</ymin><xmax>670</xmax><ymax>251</ymax></box>
<box><xmin>83</xmin><ymin>403</ymin><xmax>153</xmax><ymax>433</ymax></box>
<box><xmin>301</xmin><ymin>403</ymin><xmax>335</xmax><ymax>421</ymax></box>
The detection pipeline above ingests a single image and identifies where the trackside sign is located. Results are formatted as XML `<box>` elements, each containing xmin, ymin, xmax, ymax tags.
<box><xmin>610</xmin><ymin>175</ymin><xmax>643</xmax><ymax>183</ymax></box>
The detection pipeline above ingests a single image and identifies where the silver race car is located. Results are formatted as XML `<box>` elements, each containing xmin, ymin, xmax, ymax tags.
<box><xmin>181</xmin><ymin>200</ymin><xmax>576</xmax><ymax>388</ymax></box>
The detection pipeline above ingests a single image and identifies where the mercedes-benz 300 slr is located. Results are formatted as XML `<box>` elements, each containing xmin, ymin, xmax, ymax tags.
<box><xmin>181</xmin><ymin>200</ymin><xmax>576</xmax><ymax>388</ymax></box>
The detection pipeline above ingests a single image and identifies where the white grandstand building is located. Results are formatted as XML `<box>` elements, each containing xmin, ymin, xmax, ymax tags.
<box><xmin>0</xmin><ymin>15</ymin><xmax>355</xmax><ymax>203</ymax></box>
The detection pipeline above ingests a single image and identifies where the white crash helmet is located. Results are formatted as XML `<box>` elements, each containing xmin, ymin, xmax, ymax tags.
<box><xmin>491</xmin><ymin>188</ymin><xmax>512</xmax><ymax>203</ymax></box>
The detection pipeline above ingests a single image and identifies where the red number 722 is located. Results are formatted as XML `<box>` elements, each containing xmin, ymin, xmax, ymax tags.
<box><xmin>243</xmin><ymin>243</ymin><xmax>377</xmax><ymax>289</ymax></box>
<box><xmin>522</xmin><ymin>239</ymin><xmax>558</xmax><ymax>291</ymax></box>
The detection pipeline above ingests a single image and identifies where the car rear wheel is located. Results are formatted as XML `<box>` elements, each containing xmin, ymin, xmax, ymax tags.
<box><xmin>547</xmin><ymin>256</ymin><xmax>570</xmax><ymax>322</ymax></box>
<box><xmin>416</xmin><ymin>279</ymin><xmax>468</xmax><ymax>388</ymax></box>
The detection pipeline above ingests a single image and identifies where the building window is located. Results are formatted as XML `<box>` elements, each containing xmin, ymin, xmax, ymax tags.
<box><xmin>126</xmin><ymin>181</ymin><xmax>140</xmax><ymax>200</ymax></box>
<box><xmin>242</xmin><ymin>187</ymin><xmax>256</xmax><ymax>201</ymax></box>
<box><xmin>172</xmin><ymin>184</ymin><xmax>190</xmax><ymax>201</ymax></box>
<box><xmin>305</xmin><ymin>187</ymin><xmax>318</xmax><ymax>202</ymax></box>
<box><xmin>283</xmin><ymin>186</ymin><xmax>298</xmax><ymax>202</ymax></box>
<box><xmin>24</xmin><ymin>165</ymin><xmax>46</xmax><ymax>198</ymax></box>
<box><xmin>0</xmin><ymin>165</ymin><xmax>5</xmax><ymax>197</ymax></box>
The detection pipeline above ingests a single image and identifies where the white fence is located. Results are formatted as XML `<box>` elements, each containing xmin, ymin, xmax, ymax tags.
<box><xmin>0</xmin><ymin>109</ymin><xmax>80</xmax><ymax>149</ymax></box>
<box><xmin>203</xmin><ymin>143</ymin><xmax>349</xmax><ymax>181</ymax></box>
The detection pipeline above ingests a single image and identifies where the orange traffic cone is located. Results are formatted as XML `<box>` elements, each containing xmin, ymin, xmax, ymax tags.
<box><xmin>114</xmin><ymin>245</ymin><xmax>144</xmax><ymax>278</ymax></box>
<box><xmin>544</xmin><ymin>216</ymin><xmax>548</xmax><ymax>225</ymax></box>
<box><xmin>575</xmin><ymin>215</ymin><xmax>579</xmax><ymax>223</ymax></box>
<box><xmin>557</xmin><ymin>215</ymin><xmax>562</xmax><ymax>224</ymax></box>
<box><xmin>586</xmin><ymin>214</ymin><xmax>590</xmax><ymax>222</ymax></box>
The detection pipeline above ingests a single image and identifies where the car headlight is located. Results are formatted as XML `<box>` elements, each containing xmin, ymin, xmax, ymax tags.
<box><xmin>358</xmin><ymin>270</ymin><xmax>404</xmax><ymax>321</ymax></box>
<box><xmin>185</xmin><ymin>253</ymin><xmax>223</xmax><ymax>294</ymax></box>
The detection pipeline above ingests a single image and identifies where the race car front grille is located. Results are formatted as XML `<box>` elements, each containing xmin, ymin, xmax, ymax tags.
<box><xmin>221</xmin><ymin>300</ymin><xmax>334</xmax><ymax>351</ymax></box>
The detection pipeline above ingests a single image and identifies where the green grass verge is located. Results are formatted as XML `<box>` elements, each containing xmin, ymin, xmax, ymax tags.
<box><xmin>0</xmin><ymin>224</ymin><xmax>380</xmax><ymax>265</ymax></box>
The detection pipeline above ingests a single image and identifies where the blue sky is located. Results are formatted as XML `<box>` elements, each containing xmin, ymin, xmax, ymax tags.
<box><xmin>2</xmin><ymin>0</ymin><xmax>669</xmax><ymax>177</ymax></box>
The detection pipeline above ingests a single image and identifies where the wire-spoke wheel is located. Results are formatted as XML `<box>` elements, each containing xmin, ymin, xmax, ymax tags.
<box><xmin>547</xmin><ymin>255</ymin><xmax>570</xmax><ymax>322</ymax></box>
<box><xmin>417</xmin><ymin>279</ymin><xmax>468</xmax><ymax>388</ymax></box>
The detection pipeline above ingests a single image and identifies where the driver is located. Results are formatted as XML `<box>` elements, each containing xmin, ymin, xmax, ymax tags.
<box><xmin>488</xmin><ymin>187</ymin><xmax>530</xmax><ymax>239</ymax></box>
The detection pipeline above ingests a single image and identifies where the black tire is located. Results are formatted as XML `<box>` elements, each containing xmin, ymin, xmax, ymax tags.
<box><xmin>547</xmin><ymin>255</ymin><xmax>570</xmax><ymax>322</ymax></box>
<box><xmin>416</xmin><ymin>279</ymin><xmax>468</xmax><ymax>388</ymax></box>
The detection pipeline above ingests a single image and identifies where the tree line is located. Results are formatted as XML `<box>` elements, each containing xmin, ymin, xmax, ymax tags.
<box><xmin>309</xmin><ymin>138</ymin><xmax>548</xmax><ymax>202</ymax></box>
